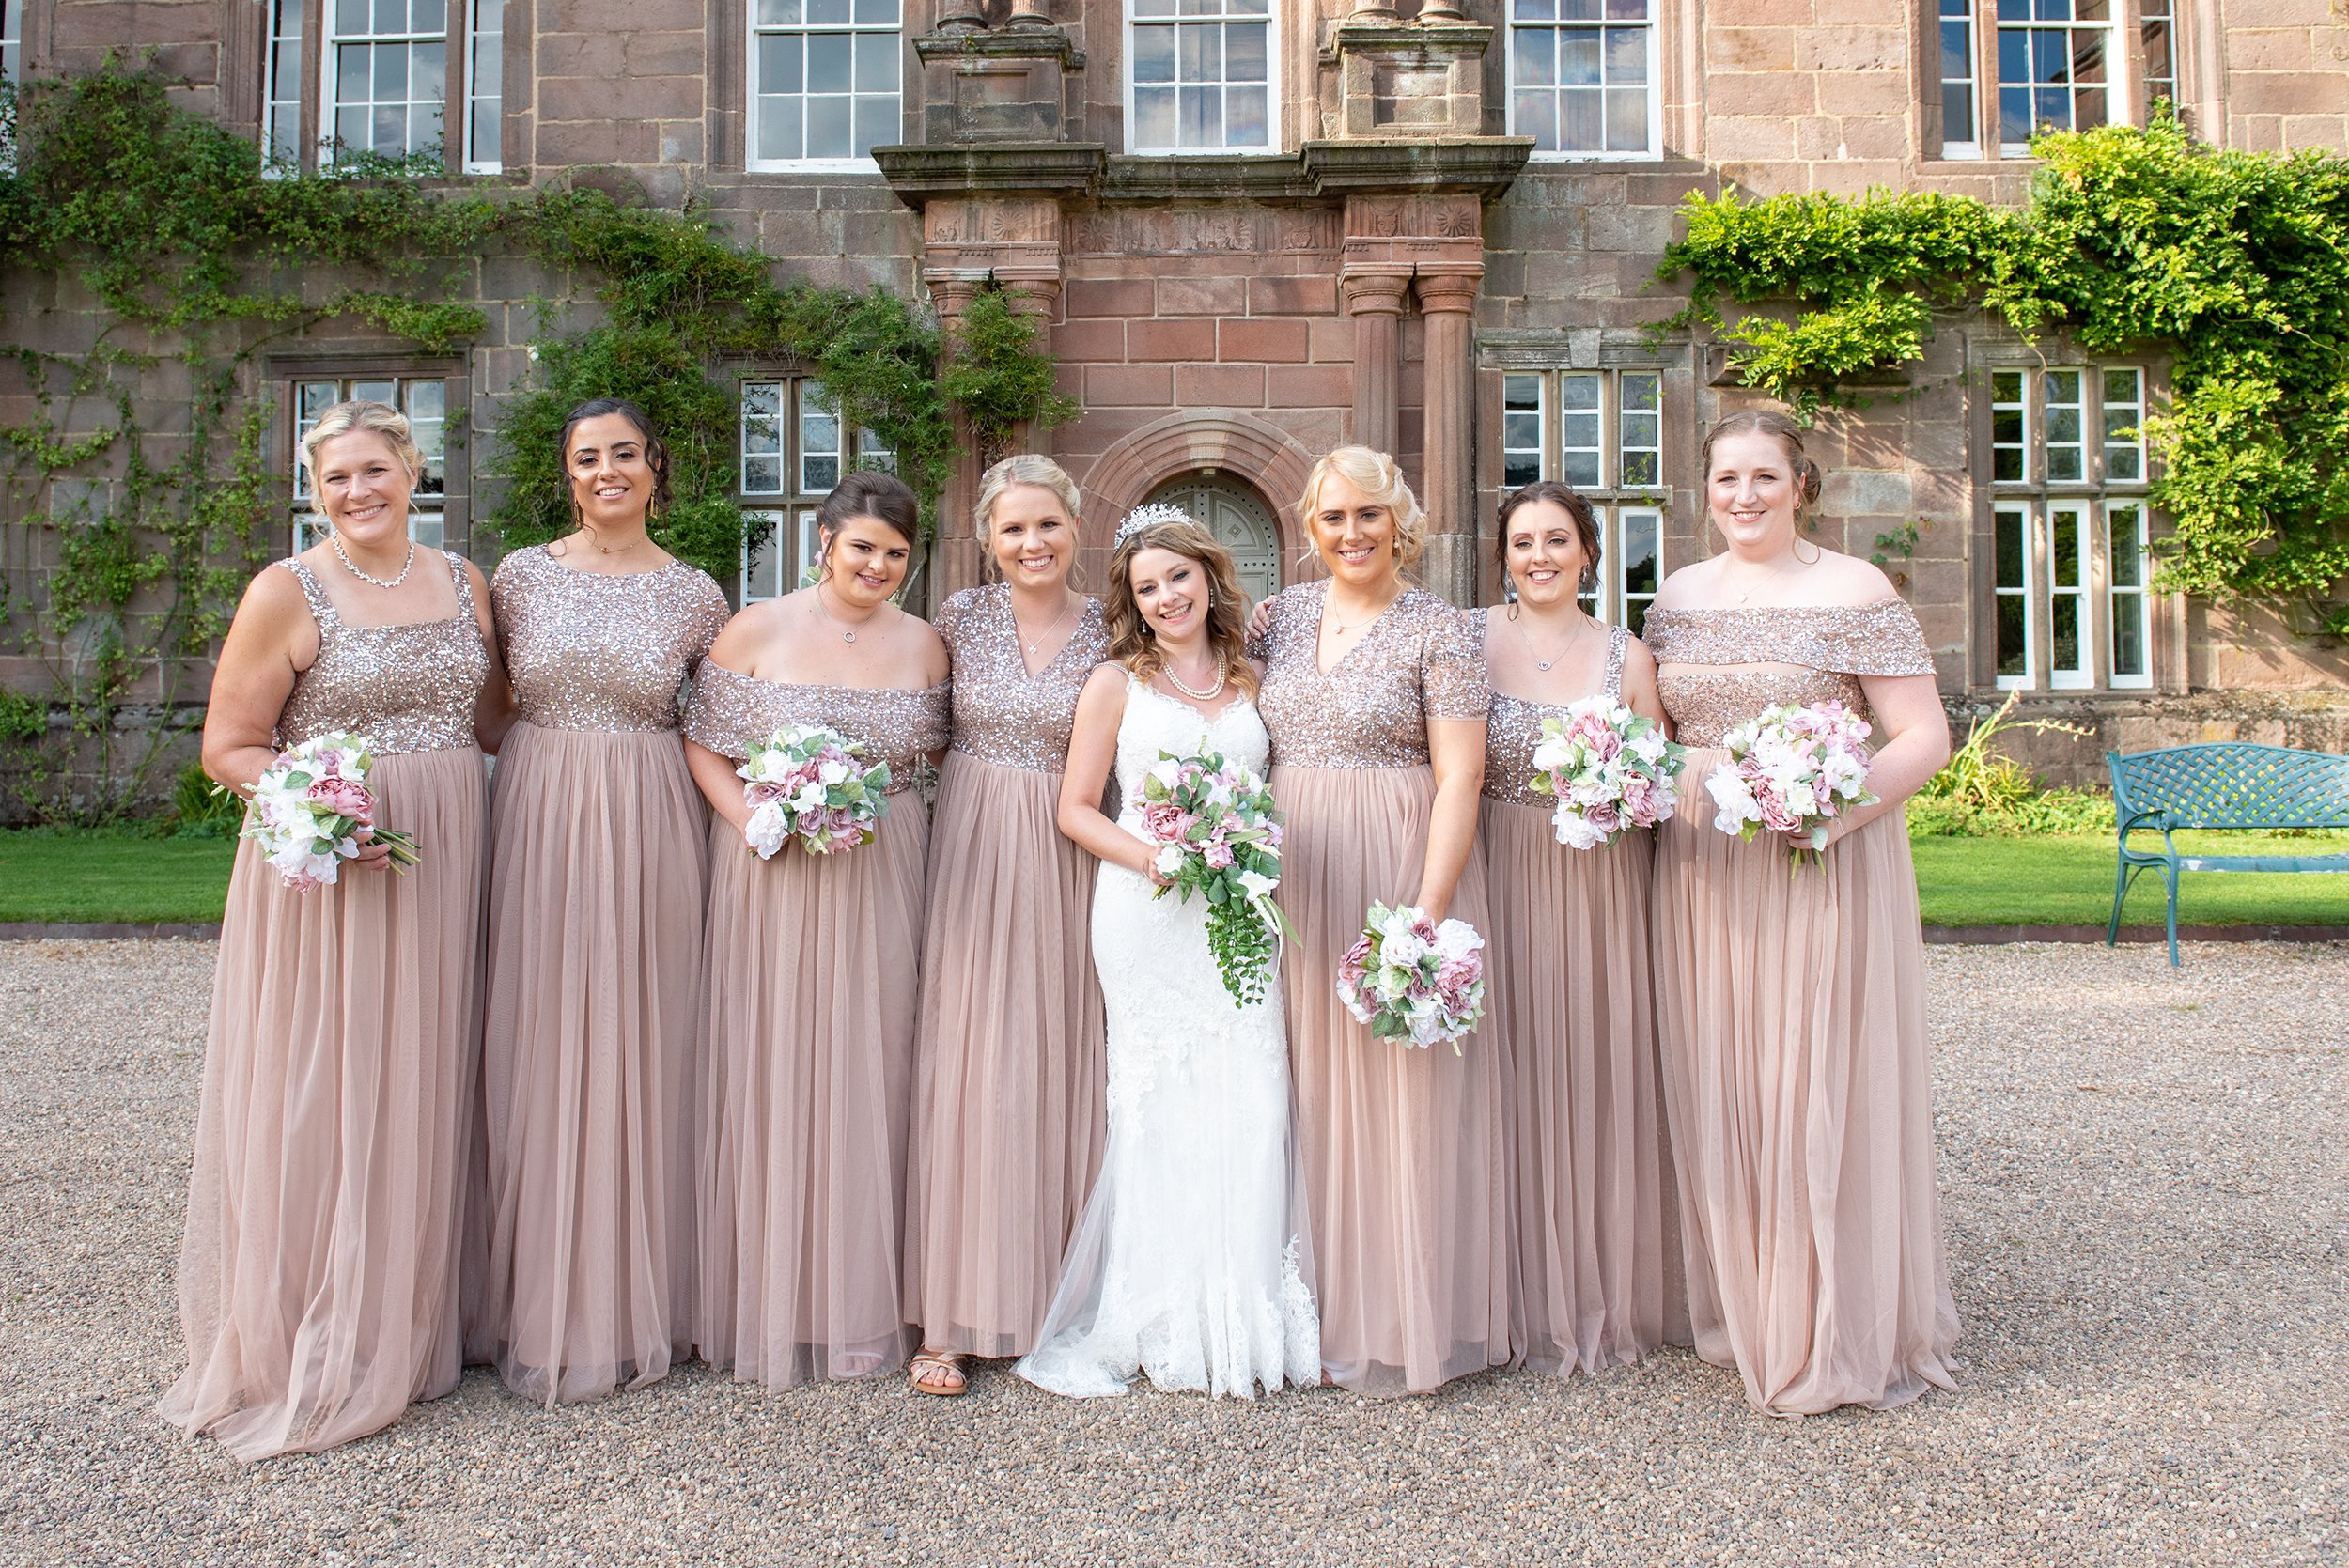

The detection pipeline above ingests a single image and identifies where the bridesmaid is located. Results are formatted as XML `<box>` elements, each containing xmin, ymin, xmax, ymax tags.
<box><xmin>1250</xmin><ymin>445</ymin><xmax>1512</xmax><ymax>1395</ymax></box>
<box><xmin>687</xmin><ymin>471</ymin><xmax>951</xmax><ymax>1389</ymax></box>
<box><xmin>162</xmin><ymin>399</ymin><xmax>504</xmax><ymax>1458</ymax></box>
<box><xmin>1646</xmin><ymin>409</ymin><xmax>1958</xmax><ymax>1415</ymax></box>
<box><xmin>904</xmin><ymin>456</ymin><xmax>1109</xmax><ymax>1398</ymax></box>
<box><xmin>474</xmin><ymin>397</ymin><xmax>730</xmax><ymax>1405</ymax></box>
<box><xmin>1477</xmin><ymin>481</ymin><xmax>1679</xmax><ymax>1377</ymax></box>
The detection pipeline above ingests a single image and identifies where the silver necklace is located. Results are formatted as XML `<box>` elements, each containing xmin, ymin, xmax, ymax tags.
<box><xmin>330</xmin><ymin>533</ymin><xmax>415</xmax><ymax>590</ymax></box>
<box><xmin>810</xmin><ymin>586</ymin><xmax>877</xmax><ymax>644</ymax></box>
<box><xmin>1727</xmin><ymin>551</ymin><xmax>1802</xmax><ymax>605</ymax></box>
<box><xmin>1513</xmin><ymin>610</ymin><xmax>1590</xmax><ymax>673</ymax></box>
<box><xmin>1012</xmin><ymin>594</ymin><xmax>1078</xmax><ymax>661</ymax></box>
<box><xmin>1164</xmin><ymin>654</ymin><xmax>1227</xmax><ymax>702</ymax></box>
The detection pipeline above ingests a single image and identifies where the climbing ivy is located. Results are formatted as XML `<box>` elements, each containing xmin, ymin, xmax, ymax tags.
<box><xmin>1657</xmin><ymin>115</ymin><xmax>2349</xmax><ymax>635</ymax></box>
<box><xmin>0</xmin><ymin>62</ymin><xmax>1067</xmax><ymax>821</ymax></box>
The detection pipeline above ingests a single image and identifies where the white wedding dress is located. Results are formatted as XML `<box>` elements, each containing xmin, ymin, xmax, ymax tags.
<box><xmin>1016</xmin><ymin>677</ymin><xmax>1320</xmax><ymax>1399</ymax></box>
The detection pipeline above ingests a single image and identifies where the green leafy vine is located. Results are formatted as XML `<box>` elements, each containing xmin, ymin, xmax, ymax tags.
<box><xmin>0</xmin><ymin>61</ymin><xmax>1067</xmax><ymax>821</ymax></box>
<box><xmin>1657</xmin><ymin>114</ymin><xmax>2349</xmax><ymax>635</ymax></box>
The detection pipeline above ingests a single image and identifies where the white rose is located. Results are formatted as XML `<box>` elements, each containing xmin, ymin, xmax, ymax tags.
<box><xmin>1706</xmin><ymin>770</ymin><xmax>1761</xmax><ymax>832</ymax></box>
<box><xmin>743</xmin><ymin>800</ymin><xmax>788</xmax><ymax>859</ymax></box>
<box><xmin>1530</xmin><ymin>737</ymin><xmax>1571</xmax><ymax>774</ymax></box>
<box><xmin>817</xmin><ymin>758</ymin><xmax>850</xmax><ymax>786</ymax></box>
<box><xmin>1554</xmin><ymin>807</ymin><xmax>1605</xmax><ymax>851</ymax></box>
<box><xmin>1628</xmin><ymin>729</ymin><xmax>1668</xmax><ymax>765</ymax></box>
<box><xmin>1154</xmin><ymin>844</ymin><xmax>1189</xmax><ymax>877</ymax></box>
<box><xmin>1379</xmin><ymin>924</ymin><xmax>1428</xmax><ymax>970</ymax></box>
<box><xmin>792</xmin><ymin>783</ymin><xmax>827</xmax><ymax>814</ymax></box>
<box><xmin>1237</xmin><ymin>869</ymin><xmax>1278</xmax><ymax>899</ymax></box>
<box><xmin>1432</xmin><ymin>919</ymin><xmax>1483</xmax><ymax>961</ymax></box>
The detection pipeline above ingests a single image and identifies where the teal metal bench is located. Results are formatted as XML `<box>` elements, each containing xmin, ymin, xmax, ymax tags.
<box><xmin>2107</xmin><ymin>742</ymin><xmax>2349</xmax><ymax>965</ymax></box>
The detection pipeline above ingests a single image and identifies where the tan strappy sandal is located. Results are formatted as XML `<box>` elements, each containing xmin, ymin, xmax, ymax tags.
<box><xmin>908</xmin><ymin>1349</ymin><xmax>969</xmax><ymax>1397</ymax></box>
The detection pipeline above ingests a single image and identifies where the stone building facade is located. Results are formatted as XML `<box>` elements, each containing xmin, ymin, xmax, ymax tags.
<box><xmin>6</xmin><ymin>0</ymin><xmax>2349</xmax><ymax>784</ymax></box>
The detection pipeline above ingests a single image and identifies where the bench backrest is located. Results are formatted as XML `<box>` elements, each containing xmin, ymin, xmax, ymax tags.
<box><xmin>2107</xmin><ymin>742</ymin><xmax>2349</xmax><ymax>831</ymax></box>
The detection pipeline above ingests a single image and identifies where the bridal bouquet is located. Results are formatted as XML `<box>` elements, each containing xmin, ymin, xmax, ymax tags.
<box><xmin>1528</xmin><ymin>698</ymin><xmax>1688</xmax><ymax>850</ymax></box>
<box><xmin>739</xmin><ymin>723</ymin><xmax>892</xmax><ymax>858</ymax></box>
<box><xmin>1706</xmin><ymin>700</ymin><xmax>1878</xmax><ymax>863</ymax></box>
<box><xmin>1137</xmin><ymin>749</ymin><xmax>1294</xmax><ymax>1006</ymax></box>
<box><xmin>241</xmin><ymin>732</ymin><xmax>419</xmax><ymax>890</ymax></box>
<box><xmin>1335</xmin><ymin>902</ymin><xmax>1486</xmax><ymax>1053</ymax></box>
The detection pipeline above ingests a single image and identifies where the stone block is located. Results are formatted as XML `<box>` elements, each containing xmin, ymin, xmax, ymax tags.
<box><xmin>1706</xmin><ymin>70</ymin><xmax>1816</xmax><ymax>119</ymax></box>
<box><xmin>1710</xmin><ymin>26</ymin><xmax>1796</xmax><ymax>71</ymax></box>
<box><xmin>539</xmin><ymin>74</ymin><xmax>703</xmax><ymax>125</ymax></box>
<box><xmin>2229</xmin><ymin>70</ymin><xmax>2349</xmax><ymax>116</ymax></box>
<box><xmin>1219</xmin><ymin>318</ymin><xmax>1309</xmax><ymax>364</ymax></box>
<box><xmin>537</xmin><ymin>33</ymin><xmax>625</xmax><ymax>76</ymax></box>
<box><xmin>532</xmin><ymin>119</ymin><xmax>661</xmax><ymax>166</ymax></box>
<box><xmin>2281</xmin><ymin>116</ymin><xmax>2349</xmax><ymax>153</ymax></box>
<box><xmin>1267</xmin><ymin>365</ymin><xmax>1352</xmax><ymax>409</ymax></box>
<box><xmin>1307</xmin><ymin>316</ymin><xmax>1357</xmax><ymax>363</ymax></box>
<box><xmin>1174</xmin><ymin>363</ymin><xmax>1266</xmax><ymax>407</ymax></box>
<box><xmin>1086</xmin><ymin>364</ymin><xmax>1174</xmax><ymax>406</ymax></box>
<box><xmin>1248</xmin><ymin>274</ymin><xmax>1340</xmax><ymax>316</ymax></box>
<box><xmin>1051</xmin><ymin>318</ymin><xmax>1126</xmax><ymax>363</ymax></box>
<box><xmin>1066</xmin><ymin>278</ymin><xmax>1155</xmax><ymax>318</ymax></box>
<box><xmin>1795</xmin><ymin>25</ymin><xmax>1905</xmax><ymax>72</ymax></box>
<box><xmin>1156</xmin><ymin>275</ymin><xmax>1248</xmax><ymax>317</ymax></box>
<box><xmin>1706</xmin><ymin>116</ymin><xmax>1799</xmax><ymax>162</ymax></box>
<box><xmin>1128</xmin><ymin>319</ymin><xmax>1217</xmax><ymax>362</ymax></box>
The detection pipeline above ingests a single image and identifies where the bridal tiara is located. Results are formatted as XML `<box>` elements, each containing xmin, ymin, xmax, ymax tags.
<box><xmin>1114</xmin><ymin>502</ymin><xmax>1196</xmax><ymax>546</ymax></box>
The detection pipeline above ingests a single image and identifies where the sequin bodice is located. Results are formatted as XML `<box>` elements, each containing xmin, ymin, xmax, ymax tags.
<box><xmin>272</xmin><ymin>554</ymin><xmax>489</xmax><ymax>754</ymax></box>
<box><xmin>1480</xmin><ymin>618</ymin><xmax>1630</xmax><ymax>806</ymax></box>
<box><xmin>681</xmin><ymin>662</ymin><xmax>951</xmax><ymax>791</ymax></box>
<box><xmin>1645</xmin><ymin>600</ymin><xmax>1935</xmax><ymax>749</ymax></box>
<box><xmin>1252</xmin><ymin>582</ymin><xmax>1488</xmax><ymax>769</ymax></box>
<box><xmin>937</xmin><ymin>585</ymin><xmax>1107</xmax><ymax>772</ymax></box>
<box><xmin>492</xmin><ymin>546</ymin><xmax>730</xmax><ymax>733</ymax></box>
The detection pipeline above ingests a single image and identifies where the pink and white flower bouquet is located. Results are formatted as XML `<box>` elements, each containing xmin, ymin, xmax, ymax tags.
<box><xmin>1528</xmin><ymin>697</ymin><xmax>1688</xmax><ymax>850</ymax></box>
<box><xmin>1136</xmin><ymin>748</ymin><xmax>1294</xmax><ymax>1006</ymax></box>
<box><xmin>1335</xmin><ymin>901</ymin><xmax>1486</xmax><ymax>1053</ymax></box>
<box><xmin>241</xmin><ymin>731</ymin><xmax>419</xmax><ymax>890</ymax></box>
<box><xmin>1705</xmin><ymin>700</ymin><xmax>1878</xmax><ymax>862</ymax></box>
<box><xmin>738</xmin><ymin>723</ymin><xmax>892</xmax><ymax>859</ymax></box>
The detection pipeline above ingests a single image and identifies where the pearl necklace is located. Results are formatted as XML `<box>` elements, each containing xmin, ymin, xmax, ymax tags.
<box><xmin>1163</xmin><ymin>654</ymin><xmax>1227</xmax><ymax>702</ymax></box>
<box><xmin>330</xmin><ymin>533</ymin><xmax>415</xmax><ymax>590</ymax></box>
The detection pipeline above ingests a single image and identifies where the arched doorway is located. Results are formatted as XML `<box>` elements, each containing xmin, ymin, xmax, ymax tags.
<box><xmin>1143</xmin><ymin>474</ymin><xmax>1283</xmax><ymax>608</ymax></box>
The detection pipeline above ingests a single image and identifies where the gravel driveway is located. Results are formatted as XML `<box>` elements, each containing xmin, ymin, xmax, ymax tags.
<box><xmin>1</xmin><ymin>939</ymin><xmax>2341</xmax><ymax>1567</ymax></box>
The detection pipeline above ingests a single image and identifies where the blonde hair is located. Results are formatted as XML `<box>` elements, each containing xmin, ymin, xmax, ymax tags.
<box><xmin>1103</xmin><ymin>517</ymin><xmax>1260</xmax><ymax>702</ymax></box>
<box><xmin>1296</xmin><ymin>445</ymin><xmax>1425</xmax><ymax>572</ymax></box>
<box><xmin>300</xmin><ymin>399</ymin><xmax>425</xmax><ymax>489</ymax></box>
<box><xmin>974</xmin><ymin>454</ymin><xmax>1082</xmax><ymax>583</ymax></box>
<box><xmin>1701</xmin><ymin>409</ymin><xmax>1823</xmax><ymax>510</ymax></box>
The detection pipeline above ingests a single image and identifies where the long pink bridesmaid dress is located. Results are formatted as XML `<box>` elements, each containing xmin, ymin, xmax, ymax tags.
<box><xmin>1646</xmin><ymin>598</ymin><xmax>1959</xmax><ymax>1415</ymax></box>
<box><xmin>904</xmin><ymin>584</ymin><xmax>1110</xmax><ymax>1360</ymax></box>
<box><xmin>162</xmin><ymin>552</ymin><xmax>490</xmax><ymax>1460</ymax></box>
<box><xmin>1252</xmin><ymin>580</ymin><xmax>1515</xmax><ymax>1395</ymax></box>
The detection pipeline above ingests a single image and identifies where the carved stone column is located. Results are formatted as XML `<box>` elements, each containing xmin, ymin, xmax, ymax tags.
<box><xmin>1341</xmin><ymin>269</ymin><xmax>1411</xmax><ymax>458</ymax></box>
<box><xmin>1415</xmin><ymin>267</ymin><xmax>1483</xmax><ymax>606</ymax></box>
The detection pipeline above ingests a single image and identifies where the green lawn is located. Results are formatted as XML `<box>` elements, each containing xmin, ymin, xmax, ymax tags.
<box><xmin>0</xmin><ymin>830</ymin><xmax>241</xmax><ymax>924</ymax></box>
<box><xmin>1910</xmin><ymin>831</ymin><xmax>2349</xmax><ymax>928</ymax></box>
<box><xmin>0</xmin><ymin>827</ymin><xmax>2343</xmax><ymax>930</ymax></box>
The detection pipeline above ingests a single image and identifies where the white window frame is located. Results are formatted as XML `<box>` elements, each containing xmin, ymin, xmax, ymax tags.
<box><xmin>1501</xmin><ymin>368</ymin><xmax>1669</xmax><ymax>635</ymax></box>
<box><xmin>4</xmin><ymin>0</ymin><xmax>27</xmax><ymax>87</ymax></box>
<box><xmin>462</xmin><ymin>0</ymin><xmax>504</xmax><ymax>174</ymax></box>
<box><xmin>1992</xmin><ymin>0</ymin><xmax>2113</xmax><ymax>156</ymax></box>
<box><xmin>736</xmin><ymin>376</ymin><xmax>892</xmax><ymax>601</ymax></box>
<box><xmin>2046</xmin><ymin>496</ymin><xmax>2092</xmax><ymax>690</ymax></box>
<box><xmin>1506</xmin><ymin>0</ymin><xmax>1661</xmax><ymax>163</ymax></box>
<box><xmin>1937</xmin><ymin>0</ymin><xmax>1982</xmax><ymax>159</ymax></box>
<box><xmin>261</xmin><ymin>0</ymin><xmax>305</xmax><ymax>170</ymax></box>
<box><xmin>745</xmin><ymin>0</ymin><xmax>906</xmax><ymax>174</ymax></box>
<box><xmin>289</xmin><ymin>375</ymin><xmax>449</xmax><ymax>552</ymax></box>
<box><xmin>2101</xmin><ymin>365</ymin><xmax>2145</xmax><ymax>484</ymax></box>
<box><xmin>1501</xmin><ymin>373</ymin><xmax>1547</xmax><ymax>492</ymax></box>
<box><xmin>2103</xmin><ymin>497</ymin><xmax>2153</xmax><ymax>691</ymax></box>
<box><xmin>1123</xmin><ymin>0</ymin><xmax>1280</xmax><ymax>157</ymax></box>
<box><xmin>1992</xmin><ymin>501</ymin><xmax>2035</xmax><ymax>690</ymax></box>
<box><xmin>1991</xmin><ymin>367</ymin><xmax>2030</xmax><ymax>485</ymax></box>
<box><xmin>320</xmin><ymin>0</ymin><xmax>451</xmax><ymax>167</ymax></box>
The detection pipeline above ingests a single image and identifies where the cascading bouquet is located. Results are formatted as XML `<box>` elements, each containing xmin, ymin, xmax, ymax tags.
<box><xmin>1706</xmin><ymin>700</ymin><xmax>1878</xmax><ymax>864</ymax></box>
<box><xmin>241</xmin><ymin>731</ymin><xmax>420</xmax><ymax>890</ymax></box>
<box><xmin>1335</xmin><ymin>902</ymin><xmax>1486</xmax><ymax>1053</ymax></box>
<box><xmin>1137</xmin><ymin>749</ymin><xmax>1295</xmax><ymax>1006</ymax></box>
<box><xmin>1528</xmin><ymin>697</ymin><xmax>1688</xmax><ymax>850</ymax></box>
<box><xmin>739</xmin><ymin>723</ymin><xmax>892</xmax><ymax>858</ymax></box>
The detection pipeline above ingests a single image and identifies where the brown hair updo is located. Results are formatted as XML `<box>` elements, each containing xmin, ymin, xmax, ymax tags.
<box><xmin>558</xmin><ymin>396</ymin><xmax>672</xmax><ymax>522</ymax></box>
<box><xmin>817</xmin><ymin>469</ymin><xmax>923</xmax><ymax>546</ymax></box>
<box><xmin>1103</xmin><ymin>513</ymin><xmax>1260</xmax><ymax>701</ymax></box>
<box><xmin>1493</xmin><ymin>479</ymin><xmax>1603</xmax><ymax>599</ymax></box>
<box><xmin>1699</xmin><ymin>408</ymin><xmax>1823</xmax><ymax>511</ymax></box>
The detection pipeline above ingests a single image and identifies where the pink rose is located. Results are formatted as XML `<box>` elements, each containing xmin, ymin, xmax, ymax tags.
<box><xmin>1341</xmin><ymin>932</ymin><xmax>1376</xmax><ymax>975</ymax></box>
<box><xmin>1203</xmin><ymin>843</ymin><xmax>1235</xmax><ymax>869</ymax></box>
<box><xmin>306</xmin><ymin>776</ymin><xmax>373</xmax><ymax>822</ymax></box>
<box><xmin>1141</xmin><ymin>800</ymin><xmax>1187</xmax><ymax>841</ymax></box>
<box><xmin>1436</xmin><ymin>956</ymin><xmax>1481</xmax><ymax>995</ymax></box>
<box><xmin>1758</xmin><ymin>795</ymin><xmax>1801</xmax><ymax>834</ymax></box>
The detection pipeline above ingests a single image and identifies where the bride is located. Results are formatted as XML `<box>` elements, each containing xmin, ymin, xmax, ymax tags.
<box><xmin>1015</xmin><ymin>505</ymin><xmax>1319</xmax><ymax>1400</ymax></box>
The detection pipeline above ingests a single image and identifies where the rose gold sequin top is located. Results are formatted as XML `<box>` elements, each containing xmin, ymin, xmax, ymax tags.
<box><xmin>1478</xmin><ymin>616</ymin><xmax>1632</xmax><ymax>807</ymax></box>
<box><xmin>1644</xmin><ymin>599</ymin><xmax>1935</xmax><ymax>749</ymax></box>
<box><xmin>491</xmin><ymin>545</ymin><xmax>731</xmax><ymax>733</ymax></box>
<box><xmin>935</xmin><ymin>584</ymin><xmax>1108</xmax><ymax>772</ymax></box>
<box><xmin>682</xmin><ymin>662</ymin><xmax>951</xmax><ymax>793</ymax></box>
<box><xmin>273</xmin><ymin>553</ymin><xmax>490</xmax><ymax>754</ymax></box>
<box><xmin>1252</xmin><ymin>580</ymin><xmax>1489</xmax><ymax>769</ymax></box>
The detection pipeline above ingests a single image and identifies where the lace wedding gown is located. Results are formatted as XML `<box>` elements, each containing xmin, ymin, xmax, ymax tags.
<box><xmin>1016</xmin><ymin>678</ymin><xmax>1320</xmax><ymax>1399</ymax></box>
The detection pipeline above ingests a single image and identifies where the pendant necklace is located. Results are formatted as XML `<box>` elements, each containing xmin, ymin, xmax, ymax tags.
<box><xmin>811</xmin><ymin>586</ymin><xmax>875</xmax><ymax>644</ymax></box>
<box><xmin>1514</xmin><ymin>612</ymin><xmax>1587</xmax><ymax>674</ymax></box>
<box><xmin>1013</xmin><ymin>594</ymin><xmax>1078</xmax><ymax>661</ymax></box>
<box><xmin>331</xmin><ymin>533</ymin><xmax>415</xmax><ymax>590</ymax></box>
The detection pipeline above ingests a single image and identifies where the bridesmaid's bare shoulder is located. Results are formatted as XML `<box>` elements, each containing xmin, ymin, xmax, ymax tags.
<box><xmin>704</xmin><ymin>599</ymin><xmax>785</xmax><ymax>675</ymax></box>
<box><xmin>1798</xmin><ymin>547</ymin><xmax>1901</xmax><ymax>607</ymax></box>
<box><xmin>1649</xmin><ymin>557</ymin><xmax>1718</xmax><ymax>613</ymax></box>
<box><xmin>902</xmin><ymin>609</ymin><xmax>951</xmax><ymax>686</ymax></box>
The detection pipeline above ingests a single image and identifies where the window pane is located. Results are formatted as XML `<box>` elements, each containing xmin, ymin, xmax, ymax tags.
<box><xmin>1996</xmin><ymin>595</ymin><xmax>2028</xmax><ymax>677</ymax></box>
<box><xmin>2051</xmin><ymin>504</ymin><xmax>2081</xmax><ymax>589</ymax></box>
<box><xmin>1134</xmin><ymin>85</ymin><xmax>1177</xmax><ymax>147</ymax></box>
<box><xmin>1559</xmin><ymin>28</ymin><xmax>1600</xmax><ymax>85</ymax></box>
<box><xmin>1513</xmin><ymin>28</ymin><xmax>1553</xmax><ymax>86</ymax></box>
<box><xmin>2108</xmin><ymin>504</ymin><xmax>2143</xmax><ymax>589</ymax></box>
<box><xmin>853</xmin><ymin>31</ymin><xmax>895</xmax><ymax>90</ymax></box>
<box><xmin>852</xmin><ymin>94</ymin><xmax>895</xmax><ymax>155</ymax></box>
<box><xmin>1994</xmin><ymin>506</ymin><xmax>2026</xmax><ymax>590</ymax></box>
<box><xmin>806</xmin><ymin>90</ymin><xmax>853</xmax><ymax>159</ymax></box>
<box><xmin>1225</xmin><ymin>22</ymin><xmax>1266</xmax><ymax>82</ymax></box>
<box><xmin>1133</xmin><ymin>26</ymin><xmax>1175</xmax><ymax>84</ymax></box>
<box><xmin>1226</xmin><ymin>86</ymin><xmax>1268</xmax><ymax>147</ymax></box>
<box><xmin>1604</xmin><ymin>88</ymin><xmax>1646</xmax><ymax>152</ymax></box>
<box><xmin>2051</xmin><ymin>593</ymin><xmax>2079</xmax><ymax>674</ymax></box>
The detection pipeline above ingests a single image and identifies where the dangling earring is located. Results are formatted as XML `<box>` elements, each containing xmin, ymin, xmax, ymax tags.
<box><xmin>1502</xmin><ymin>572</ymin><xmax>1518</xmax><ymax>606</ymax></box>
